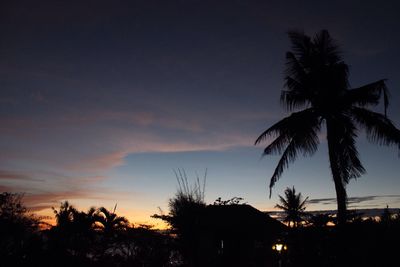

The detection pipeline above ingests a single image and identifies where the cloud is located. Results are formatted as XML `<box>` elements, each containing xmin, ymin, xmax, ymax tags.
<box><xmin>66</xmin><ymin>150</ymin><xmax>129</xmax><ymax>171</ymax></box>
<box><xmin>308</xmin><ymin>197</ymin><xmax>336</xmax><ymax>205</ymax></box>
<box><xmin>0</xmin><ymin>185</ymin><xmax>14</xmax><ymax>192</ymax></box>
<box><xmin>347</xmin><ymin>196</ymin><xmax>379</xmax><ymax>204</ymax></box>
<box><xmin>0</xmin><ymin>103</ymin><xmax>263</xmax><ymax>174</ymax></box>
<box><xmin>0</xmin><ymin>104</ymin><xmax>261</xmax><ymax>220</ymax></box>
<box><xmin>23</xmin><ymin>190</ymin><xmax>90</xmax><ymax>208</ymax></box>
<box><xmin>0</xmin><ymin>167</ymin><xmax>128</xmax><ymax>211</ymax></box>
<box><xmin>0</xmin><ymin>51</ymin><xmax>280</xmax><ymax>219</ymax></box>
<box><xmin>2</xmin><ymin>177</ymin><xmax>132</xmax><ymax>213</ymax></box>
<box><xmin>0</xmin><ymin>170</ymin><xmax>37</xmax><ymax>181</ymax></box>
<box><xmin>308</xmin><ymin>195</ymin><xmax>400</xmax><ymax>207</ymax></box>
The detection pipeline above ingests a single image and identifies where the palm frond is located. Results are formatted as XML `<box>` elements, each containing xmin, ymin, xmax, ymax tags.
<box><xmin>339</xmin><ymin>115</ymin><xmax>365</xmax><ymax>182</ymax></box>
<box><xmin>287</xmin><ymin>30</ymin><xmax>311</xmax><ymax>60</ymax></box>
<box><xmin>327</xmin><ymin>114</ymin><xmax>365</xmax><ymax>183</ymax></box>
<box><xmin>280</xmin><ymin>89</ymin><xmax>310</xmax><ymax>111</ymax></box>
<box><xmin>338</xmin><ymin>135</ymin><xmax>365</xmax><ymax>183</ymax></box>
<box><xmin>313</xmin><ymin>29</ymin><xmax>342</xmax><ymax>64</ymax></box>
<box><xmin>285</xmin><ymin>52</ymin><xmax>308</xmax><ymax>82</ymax></box>
<box><xmin>262</xmin><ymin>133</ymin><xmax>290</xmax><ymax>155</ymax></box>
<box><xmin>299</xmin><ymin>196</ymin><xmax>309</xmax><ymax>211</ymax></box>
<box><xmin>268</xmin><ymin>130</ymin><xmax>319</xmax><ymax>197</ymax></box>
<box><xmin>255</xmin><ymin>109</ymin><xmax>320</xmax><ymax>196</ymax></box>
<box><xmin>261</xmin><ymin>110</ymin><xmax>320</xmax><ymax>157</ymax></box>
<box><xmin>347</xmin><ymin>80</ymin><xmax>388</xmax><ymax>114</ymax></box>
<box><xmin>283</xmin><ymin>52</ymin><xmax>311</xmax><ymax>111</ymax></box>
<box><xmin>268</xmin><ymin>141</ymin><xmax>298</xmax><ymax>197</ymax></box>
<box><xmin>351</xmin><ymin>107</ymin><xmax>400</xmax><ymax>147</ymax></box>
<box><xmin>255</xmin><ymin>108</ymin><xmax>318</xmax><ymax>145</ymax></box>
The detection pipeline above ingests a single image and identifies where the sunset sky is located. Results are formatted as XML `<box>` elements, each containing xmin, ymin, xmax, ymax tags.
<box><xmin>1</xmin><ymin>0</ymin><xmax>400</xmax><ymax>227</ymax></box>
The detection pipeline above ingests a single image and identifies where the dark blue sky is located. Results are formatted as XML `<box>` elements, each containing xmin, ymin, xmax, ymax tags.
<box><xmin>1</xmin><ymin>0</ymin><xmax>400</xmax><ymax>225</ymax></box>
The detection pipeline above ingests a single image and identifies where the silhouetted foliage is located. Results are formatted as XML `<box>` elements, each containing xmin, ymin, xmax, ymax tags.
<box><xmin>153</xmin><ymin>169</ymin><xmax>207</xmax><ymax>266</ymax></box>
<box><xmin>380</xmin><ymin>205</ymin><xmax>394</xmax><ymax>224</ymax></box>
<box><xmin>255</xmin><ymin>29</ymin><xmax>400</xmax><ymax>225</ymax></box>
<box><xmin>0</xmin><ymin>192</ymin><xmax>42</xmax><ymax>266</ymax></box>
<box><xmin>52</xmin><ymin>200</ymin><xmax>74</xmax><ymax>224</ymax></box>
<box><xmin>275</xmin><ymin>187</ymin><xmax>308</xmax><ymax>227</ymax></box>
<box><xmin>308</xmin><ymin>213</ymin><xmax>333</xmax><ymax>227</ymax></box>
<box><xmin>1</xmin><ymin>190</ymin><xmax>400</xmax><ymax>266</ymax></box>
<box><xmin>47</xmin><ymin>202</ymin><xmax>98</xmax><ymax>265</ymax></box>
<box><xmin>213</xmin><ymin>196</ymin><xmax>244</xmax><ymax>205</ymax></box>
<box><xmin>96</xmin><ymin>205</ymin><xmax>129</xmax><ymax>235</ymax></box>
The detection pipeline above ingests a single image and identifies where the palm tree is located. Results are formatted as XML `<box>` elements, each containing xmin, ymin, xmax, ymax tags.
<box><xmin>275</xmin><ymin>187</ymin><xmax>308</xmax><ymax>227</ymax></box>
<box><xmin>52</xmin><ymin>201</ymin><xmax>76</xmax><ymax>230</ymax></box>
<box><xmin>53</xmin><ymin>202</ymin><xmax>98</xmax><ymax>232</ymax></box>
<box><xmin>96</xmin><ymin>205</ymin><xmax>129</xmax><ymax>235</ymax></box>
<box><xmin>72</xmin><ymin>206</ymin><xmax>98</xmax><ymax>233</ymax></box>
<box><xmin>255</xmin><ymin>30</ymin><xmax>400</xmax><ymax>225</ymax></box>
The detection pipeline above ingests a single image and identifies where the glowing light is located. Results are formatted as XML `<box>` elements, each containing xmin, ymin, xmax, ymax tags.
<box><xmin>272</xmin><ymin>242</ymin><xmax>287</xmax><ymax>253</ymax></box>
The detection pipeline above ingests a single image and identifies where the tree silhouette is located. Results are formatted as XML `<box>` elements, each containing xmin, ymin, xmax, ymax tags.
<box><xmin>96</xmin><ymin>205</ymin><xmax>129</xmax><ymax>235</ymax></box>
<box><xmin>0</xmin><ymin>192</ymin><xmax>41</xmax><ymax>262</ymax></box>
<box><xmin>52</xmin><ymin>201</ymin><xmax>76</xmax><ymax>231</ymax></box>
<box><xmin>72</xmin><ymin>206</ymin><xmax>98</xmax><ymax>233</ymax></box>
<box><xmin>308</xmin><ymin>213</ymin><xmax>332</xmax><ymax>228</ymax></box>
<box><xmin>380</xmin><ymin>205</ymin><xmax>392</xmax><ymax>224</ymax></box>
<box><xmin>255</xmin><ymin>30</ymin><xmax>400</xmax><ymax>225</ymax></box>
<box><xmin>152</xmin><ymin>169</ymin><xmax>207</xmax><ymax>266</ymax></box>
<box><xmin>275</xmin><ymin>186</ymin><xmax>308</xmax><ymax>227</ymax></box>
<box><xmin>51</xmin><ymin>201</ymin><xmax>98</xmax><ymax>262</ymax></box>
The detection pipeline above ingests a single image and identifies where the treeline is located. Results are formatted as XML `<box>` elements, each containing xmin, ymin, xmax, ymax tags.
<box><xmin>275</xmin><ymin>209</ymin><xmax>400</xmax><ymax>267</ymax></box>
<box><xmin>2</xmin><ymin>191</ymin><xmax>400</xmax><ymax>267</ymax></box>
<box><xmin>0</xmin><ymin>192</ymin><xmax>178</xmax><ymax>267</ymax></box>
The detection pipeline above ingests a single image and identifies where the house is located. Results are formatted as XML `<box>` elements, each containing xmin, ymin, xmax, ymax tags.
<box><xmin>194</xmin><ymin>204</ymin><xmax>287</xmax><ymax>267</ymax></box>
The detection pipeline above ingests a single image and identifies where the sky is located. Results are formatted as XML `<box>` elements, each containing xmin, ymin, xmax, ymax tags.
<box><xmin>1</xmin><ymin>0</ymin><xmax>400</xmax><ymax>227</ymax></box>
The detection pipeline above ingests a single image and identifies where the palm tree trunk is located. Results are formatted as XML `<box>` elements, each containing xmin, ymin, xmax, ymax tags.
<box><xmin>327</xmin><ymin>120</ymin><xmax>347</xmax><ymax>225</ymax></box>
<box><xmin>332</xmin><ymin>170</ymin><xmax>347</xmax><ymax>225</ymax></box>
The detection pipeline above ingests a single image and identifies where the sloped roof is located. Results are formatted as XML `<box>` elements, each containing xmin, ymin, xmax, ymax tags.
<box><xmin>199</xmin><ymin>204</ymin><xmax>286</xmax><ymax>237</ymax></box>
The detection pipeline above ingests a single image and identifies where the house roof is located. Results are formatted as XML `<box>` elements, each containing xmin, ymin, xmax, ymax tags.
<box><xmin>198</xmin><ymin>204</ymin><xmax>286</xmax><ymax>237</ymax></box>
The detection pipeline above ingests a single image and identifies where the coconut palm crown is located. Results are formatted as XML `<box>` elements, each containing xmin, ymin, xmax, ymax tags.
<box><xmin>96</xmin><ymin>205</ymin><xmax>129</xmax><ymax>234</ymax></box>
<box><xmin>255</xmin><ymin>30</ymin><xmax>400</xmax><ymax>225</ymax></box>
<box><xmin>275</xmin><ymin>186</ymin><xmax>308</xmax><ymax>227</ymax></box>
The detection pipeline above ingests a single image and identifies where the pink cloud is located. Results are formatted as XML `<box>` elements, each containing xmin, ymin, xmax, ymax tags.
<box><xmin>23</xmin><ymin>191</ymin><xmax>90</xmax><ymax>208</ymax></box>
<box><xmin>56</xmin><ymin>109</ymin><xmax>205</xmax><ymax>133</ymax></box>
<box><xmin>0</xmin><ymin>185</ymin><xmax>13</xmax><ymax>192</ymax></box>
<box><xmin>67</xmin><ymin>150</ymin><xmax>129</xmax><ymax>171</ymax></box>
<box><xmin>2</xmin><ymin>176</ymin><xmax>132</xmax><ymax>213</ymax></box>
<box><xmin>0</xmin><ymin>170</ymin><xmax>33</xmax><ymax>180</ymax></box>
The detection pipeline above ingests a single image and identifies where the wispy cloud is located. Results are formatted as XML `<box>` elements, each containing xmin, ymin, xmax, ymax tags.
<box><xmin>0</xmin><ymin>170</ymin><xmax>39</xmax><ymax>181</ymax></box>
<box><xmin>0</xmin><ymin>185</ymin><xmax>14</xmax><ymax>192</ymax></box>
<box><xmin>0</xmin><ymin>168</ymin><xmax>129</xmax><ymax>211</ymax></box>
<box><xmin>4</xmin><ymin>181</ymin><xmax>132</xmax><ymax>214</ymax></box>
<box><xmin>308</xmin><ymin>197</ymin><xmax>337</xmax><ymax>205</ymax></box>
<box><xmin>308</xmin><ymin>195</ymin><xmax>400</xmax><ymax>208</ymax></box>
<box><xmin>23</xmin><ymin>188</ymin><xmax>127</xmax><ymax>210</ymax></box>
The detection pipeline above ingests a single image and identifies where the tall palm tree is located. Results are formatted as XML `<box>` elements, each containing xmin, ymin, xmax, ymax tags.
<box><xmin>276</xmin><ymin>187</ymin><xmax>308</xmax><ymax>227</ymax></box>
<box><xmin>255</xmin><ymin>30</ymin><xmax>400</xmax><ymax>225</ymax></box>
